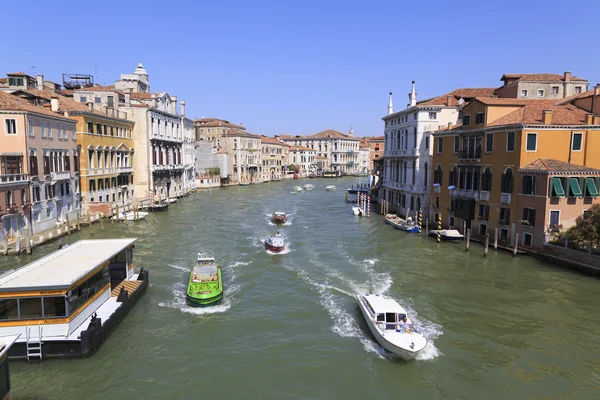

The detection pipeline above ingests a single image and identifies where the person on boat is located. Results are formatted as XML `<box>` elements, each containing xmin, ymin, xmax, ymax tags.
<box><xmin>400</xmin><ymin>315</ymin><xmax>412</xmax><ymax>332</ymax></box>
<box><xmin>276</xmin><ymin>231</ymin><xmax>281</xmax><ymax>236</ymax></box>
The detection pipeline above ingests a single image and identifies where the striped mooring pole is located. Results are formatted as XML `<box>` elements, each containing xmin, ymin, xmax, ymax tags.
<box><xmin>437</xmin><ymin>213</ymin><xmax>442</xmax><ymax>243</ymax></box>
<box><xmin>418</xmin><ymin>209</ymin><xmax>422</xmax><ymax>236</ymax></box>
<box><xmin>367</xmin><ymin>196</ymin><xmax>371</xmax><ymax>217</ymax></box>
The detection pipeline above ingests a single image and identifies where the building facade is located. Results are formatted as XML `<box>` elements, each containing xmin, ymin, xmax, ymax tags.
<box><xmin>382</xmin><ymin>82</ymin><xmax>495</xmax><ymax>217</ymax></box>
<box><xmin>195</xmin><ymin>118</ymin><xmax>245</xmax><ymax>149</ymax></box>
<box><xmin>0</xmin><ymin>91</ymin><xmax>79</xmax><ymax>240</ymax></box>
<box><xmin>221</xmin><ymin>130</ymin><xmax>262</xmax><ymax>183</ymax></box>
<box><xmin>430</xmin><ymin>97</ymin><xmax>600</xmax><ymax>250</ymax></box>
<box><xmin>261</xmin><ymin>136</ymin><xmax>288</xmax><ymax>181</ymax></box>
<box><xmin>494</xmin><ymin>72</ymin><xmax>588</xmax><ymax>100</ymax></box>
<box><xmin>277</xmin><ymin>129</ymin><xmax>359</xmax><ymax>175</ymax></box>
<box><xmin>287</xmin><ymin>146</ymin><xmax>317</xmax><ymax>177</ymax></box>
<box><xmin>359</xmin><ymin>136</ymin><xmax>384</xmax><ymax>172</ymax></box>
<box><xmin>182</xmin><ymin>112</ymin><xmax>196</xmax><ymax>193</ymax></box>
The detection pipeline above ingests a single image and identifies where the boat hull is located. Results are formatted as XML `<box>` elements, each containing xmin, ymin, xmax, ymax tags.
<box><xmin>265</xmin><ymin>242</ymin><xmax>285</xmax><ymax>253</ymax></box>
<box><xmin>357</xmin><ymin>295</ymin><xmax>425</xmax><ymax>360</ymax></box>
<box><xmin>186</xmin><ymin>291</ymin><xmax>223</xmax><ymax>306</ymax></box>
<box><xmin>429</xmin><ymin>231</ymin><xmax>464</xmax><ymax>242</ymax></box>
<box><xmin>272</xmin><ymin>216</ymin><xmax>286</xmax><ymax>224</ymax></box>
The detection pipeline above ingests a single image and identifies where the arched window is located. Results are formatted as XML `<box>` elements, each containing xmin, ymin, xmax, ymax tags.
<box><xmin>450</xmin><ymin>166</ymin><xmax>458</xmax><ymax>186</ymax></box>
<box><xmin>501</xmin><ymin>168</ymin><xmax>513</xmax><ymax>193</ymax></box>
<box><xmin>21</xmin><ymin>189</ymin><xmax>26</xmax><ymax>205</ymax></box>
<box><xmin>434</xmin><ymin>165</ymin><xmax>443</xmax><ymax>185</ymax></box>
<box><xmin>6</xmin><ymin>191</ymin><xmax>12</xmax><ymax>209</ymax></box>
<box><xmin>482</xmin><ymin>167</ymin><xmax>492</xmax><ymax>191</ymax></box>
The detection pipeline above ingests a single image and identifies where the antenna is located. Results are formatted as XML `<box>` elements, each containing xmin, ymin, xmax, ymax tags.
<box><xmin>95</xmin><ymin>64</ymin><xmax>99</xmax><ymax>85</ymax></box>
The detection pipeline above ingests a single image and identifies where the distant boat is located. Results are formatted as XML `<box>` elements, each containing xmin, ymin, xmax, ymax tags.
<box><xmin>272</xmin><ymin>211</ymin><xmax>287</xmax><ymax>224</ymax></box>
<box><xmin>429</xmin><ymin>229</ymin><xmax>464</xmax><ymax>242</ymax></box>
<box><xmin>384</xmin><ymin>213</ymin><xmax>405</xmax><ymax>229</ymax></box>
<box><xmin>239</xmin><ymin>183</ymin><xmax>250</xmax><ymax>186</ymax></box>
<box><xmin>265</xmin><ymin>231</ymin><xmax>285</xmax><ymax>253</ymax></box>
<box><xmin>303</xmin><ymin>184</ymin><xmax>314</xmax><ymax>191</ymax></box>
<box><xmin>352</xmin><ymin>206</ymin><xmax>365</xmax><ymax>216</ymax></box>
<box><xmin>186</xmin><ymin>252</ymin><xmax>223</xmax><ymax>306</ymax></box>
<box><xmin>112</xmin><ymin>211</ymin><xmax>149</xmax><ymax>221</ymax></box>
<box><xmin>291</xmin><ymin>186</ymin><xmax>303</xmax><ymax>193</ymax></box>
<box><xmin>325</xmin><ymin>185</ymin><xmax>336</xmax><ymax>191</ymax></box>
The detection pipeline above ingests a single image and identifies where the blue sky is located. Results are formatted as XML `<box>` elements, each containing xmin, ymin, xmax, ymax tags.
<box><xmin>2</xmin><ymin>0</ymin><xmax>598</xmax><ymax>137</ymax></box>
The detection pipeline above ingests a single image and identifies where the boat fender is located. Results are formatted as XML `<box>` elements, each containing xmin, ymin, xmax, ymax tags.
<box><xmin>410</xmin><ymin>342</ymin><xmax>415</xmax><ymax>349</ymax></box>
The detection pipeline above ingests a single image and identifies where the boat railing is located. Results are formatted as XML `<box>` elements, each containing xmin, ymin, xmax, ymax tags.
<box><xmin>376</xmin><ymin>321</ymin><xmax>422</xmax><ymax>333</ymax></box>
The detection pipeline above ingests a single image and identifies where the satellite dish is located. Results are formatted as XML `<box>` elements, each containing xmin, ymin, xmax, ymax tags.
<box><xmin>458</xmin><ymin>98</ymin><xmax>465</xmax><ymax>105</ymax></box>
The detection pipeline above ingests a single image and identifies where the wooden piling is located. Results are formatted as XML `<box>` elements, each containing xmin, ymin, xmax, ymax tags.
<box><xmin>484</xmin><ymin>233</ymin><xmax>489</xmax><ymax>257</ymax></box>
<box><xmin>425</xmin><ymin>218</ymin><xmax>429</xmax><ymax>237</ymax></box>
<box><xmin>99</xmin><ymin>214</ymin><xmax>104</xmax><ymax>231</ymax></box>
<box><xmin>89</xmin><ymin>214</ymin><xmax>94</xmax><ymax>236</ymax></box>
<box><xmin>77</xmin><ymin>213</ymin><xmax>81</xmax><ymax>231</ymax></box>
<box><xmin>513</xmin><ymin>234</ymin><xmax>518</xmax><ymax>257</ymax></box>
<box><xmin>462</xmin><ymin>220</ymin><xmax>467</xmax><ymax>236</ymax></box>
<box><xmin>494</xmin><ymin>228</ymin><xmax>498</xmax><ymax>250</ymax></box>
<box><xmin>465</xmin><ymin>228</ymin><xmax>471</xmax><ymax>251</ymax></box>
<box><xmin>65</xmin><ymin>215</ymin><xmax>71</xmax><ymax>235</ymax></box>
<box><xmin>111</xmin><ymin>203</ymin><xmax>116</xmax><ymax>224</ymax></box>
<box><xmin>25</xmin><ymin>228</ymin><xmax>31</xmax><ymax>254</ymax></box>
<box><xmin>115</xmin><ymin>204</ymin><xmax>120</xmax><ymax>223</ymax></box>
<box><xmin>124</xmin><ymin>204</ymin><xmax>129</xmax><ymax>225</ymax></box>
<box><xmin>437</xmin><ymin>213</ymin><xmax>442</xmax><ymax>243</ymax></box>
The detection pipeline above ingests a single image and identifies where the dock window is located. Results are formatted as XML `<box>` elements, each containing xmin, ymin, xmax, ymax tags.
<box><xmin>0</xmin><ymin>299</ymin><xmax>18</xmax><ymax>320</ymax></box>
<box><xmin>19</xmin><ymin>298</ymin><xmax>43</xmax><ymax>319</ymax></box>
<box><xmin>43</xmin><ymin>296</ymin><xmax>67</xmax><ymax>317</ymax></box>
<box><xmin>68</xmin><ymin>267</ymin><xmax>109</xmax><ymax>316</ymax></box>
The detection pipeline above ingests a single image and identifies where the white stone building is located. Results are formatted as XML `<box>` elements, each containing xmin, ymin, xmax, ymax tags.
<box><xmin>381</xmin><ymin>82</ymin><xmax>495</xmax><ymax>217</ymax></box>
<box><xmin>277</xmin><ymin>129</ymin><xmax>359</xmax><ymax>175</ymax></box>
<box><xmin>182</xmin><ymin>110</ymin><xmax>196</xmax><ymax>194</ymax></box>
<box><xmin>287</xmin><ymin>146</ymin><xmax>317</xmax><ymax>177</ymax></box>
<box><xmin>221</xmin><ymin>130</ymin><xmax>262</xmax><ymax>184</ymax></box>
<box><xmin>260</xmin><ymin>136</ymin><xmax>288</xmax><ymax>181</ymax></box>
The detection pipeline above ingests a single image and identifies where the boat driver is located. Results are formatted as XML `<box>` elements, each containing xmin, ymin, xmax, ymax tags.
<box><xmin>400</xmin><ymin>315</ymin><xmax>411</xmax><ymax>332</ymax></box>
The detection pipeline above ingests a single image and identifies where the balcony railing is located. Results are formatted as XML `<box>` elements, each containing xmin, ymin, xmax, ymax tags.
<box><xmin>433</xmin><ymin>185</ymin><xmax>441</xmax><ymax>194</ymax></box>
<box><xmin>455</xmin><ymin>189</ymin><xmax>479</xmax><ymax>200</ymax></box>
<box><xmin>51</xmin><ymin>171</ymin><xmax>71</xmax><ymax>182</ymax></box>
<box><xmin>0</xmin><ymin>173</ymin><xmax>29</xmax><ymax>186</ymax></box>
<box><xmin>117</xmin><ymin>166</ymin><xmax>133</xmax><ymax>173</ymax></box>
<box><xmin>480</xmin><ymin>190</ymin><xmax>490</xmax><ymax>201</ymax></box>
<box><xmin>458</xmin><ymin>150</ymin><xmax>482</xmax><ymax>160</ymax></box>
<box><xmin>449</xmin><ymin>189</ymin><xmax>456</xmax><ymax>196</ymax></box>
<box><xmin>501</xmin><ymin>192</ymin><xmax>511</xmax><ymax>204</ymax></box>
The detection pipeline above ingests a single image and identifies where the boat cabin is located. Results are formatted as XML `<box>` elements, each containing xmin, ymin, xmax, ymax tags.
<box><xmin>363</xmin><ymin>295</ymin><xmax>408</xmax><ymax>330</ymax></box>
<box><xmin>0</xmin><ymin>238</ymin><xmax>146</xmax><ymax>359</ymax></box>
<box><xmin>273</xmin><ymin>212</ymin><xmax>286</xmax><ymax>217</ymax></box>
<box><xmin>192</xmin><ymin>265</ymin><xmax>219</xmax><ymax>283</ymax></box>
<box><xmin>268</xmin><ymin>232</ymin><xmax>284</xmax><ymax>247</ymax></box>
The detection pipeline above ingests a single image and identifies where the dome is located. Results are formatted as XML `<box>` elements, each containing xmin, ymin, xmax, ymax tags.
<box><xmin>134</xmin><ymin>63</ymin><xmax>148</xmax><ymax>76</ymax></box>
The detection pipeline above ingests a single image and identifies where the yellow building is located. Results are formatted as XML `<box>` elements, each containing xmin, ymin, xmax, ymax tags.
<box><xmin>27</xmin><ymin>91</ymin><xmax>135</xmax><ymax>210</ymax></box>
<box><xmin>430</xmin><ymin>96</ymin><xmax>600</xmax><ymax>249</ymax></box>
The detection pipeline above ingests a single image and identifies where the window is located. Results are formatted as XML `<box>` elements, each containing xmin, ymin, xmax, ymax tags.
<box><xmin>485</xmin><ymin>133</ymin><xmax>493</xmax><ymax>152</ymax></box>
<box><xmin>41</xmin><ymin>122</ymin><xmax>46</xmax><ymax>137</ymax></box>
<box><xmin>475</xmin><ymin>113</ymin><xmax>484</xmax><ymax>124</ymax></box>
<box><xmin>550</xmin><ymin>177</ymin><xmax>566</xmax><ymax>197</ymax></box>
<box><xmin>575</xmin><ymin>86</ymin><xmax>582</xmax><ymax>94</ymax></box>
<box><xmin>437</xmin><ymin>137</ymin><xmax>443</xmax><ymax>154</ymax></box>
<box><xmin>0</xmin><ymin>299</ymin><xmax>18</xmax><ymax>320</ymax></box>
<box><xmin>499</xmin><ymin>207</ymin><xmax>510</xmax><ymax>225</ymax></box>
<box><xmin>500</xmin><ymin>228</ymin><xmax>509</xmax><ymax>242</ymax></box>
<box><xmin>107</xmin><ymin>96</ymin><xmax>114</xmax><ymax>107</ymax></box>
<box><xmin>425</xmin><ymin>135</ymin><xmax>429</xmax><ymax>149</ymax></box>
<box><xmin>80</xmin><ymin>96</ymin><xmax>87</xmax><ymax>103</ymax></box>
<box><xmin>453</xmin><ymin>136</ymin><xmax>459</xmax><ymax>154</ymax></box>
<box><xmin>19</xmin><ymin>298</ymin><xmax>42</xmax><ymax>319</ymax></box>
<box><xmin>481</xmin><ymin>167</ymin><xmax>492</xmax><ymax>191</ymax></box>
<box><xmin>506</xmin><ymin>131</ymin><xmax>515</xmax><ymax>152</ymax></box>
<box><xmin>96</xmin><ymin>123</ymin><xmax>101</xmax><ymax>134</ymax></box>
<box><xmin>449</xmin><ymin>216</ymin><xmax>455</xmax><ymax>228</ymax></box>
<box><xmin>501</xmin><ymin>168</ymin><xmax>513</xmax><ymax>193</ymax></box>
<box><xmin>94</xmin><ymin>97</ymin><xmax>101</xmax><ymax>103</ymax></box>
<box><xmin>522</xmin><ymin>232</ymin><xmax>533</xmax><ymax>247</ymax></box>
<box><xmin>463</xmin><ymin>115</ymin><xmax>471</xmax><ymax>126</ymax></box>
<box><xmin>568</xmin><ymin>177</ymin><xmax>582</xmax><ymax>197</ymax></box>
<box><xmin>434</xmin><ymin>165</ymin><xmax>443</xmax><ymax>185</ymax></box>
<box><xmin>43</xmin><ymin>297</ymin><xmax>67</xmax><ymax>317</ymax></box>
<box><xmin>4</xmin><ymin>119</ymin><xmax>16</xmax><ymax>134</ymax></box>
<box><xmin>526</xmin><ymin>133</ymin><xmax>537</xmax><ymax>151</ymax></box>
<box><xmin>480</xmin><ymin>223</ymin><xmax>487</xmax><ymax>235</ymax></box>
<box><xmin>537</xmin><ymin>89</ymin><xmax>544</xmax><ymax>97</ymax></box>
<box><xmin>429</xmin><ymin>112</ymin><xmax>437</xmax><ymax>120</ymax></box>
<box><xmin>28</xmin><ymin>119</ymin><xmax>34</xmax><ymax>136</ymax></box>
<box><xmin>435</xmin><ymin>196</ymin><xmax>439</xmax><ymax>209</ymax></box>
<box><xmin>552</xmin><ymin>86</ymin><xmax>559</xmax><ymax>94</ymax></box>
<box><xmin>47</xmin><ymin>123</ymin><xmax>52</xmax><ymax>138</ymax></box>
<box><xmin>72</xmin><ymin>127</ymin><xmax>76</xmax><ymax>140</ymax></box>
<box><xmin>522</xmin><ymin>208</ymin><xmax>536</xmax><ymax>226</ymax></box>
<box><xmin>521</xmin><ymin>89</ymin><xmax>528</xmax><ymax>97</ymax></box>
<box><xmin>478</xmin><ymin>204</ymin><xmax>490</xmax><ymax>221</ymax></box>
<box><xmin>549</xmin><ymin>210</ymin><xmax>560</xmax><ymax>227</ymax></box>
<box><xmin>571</xmin><ymin>133</ymin><xmax>583</xmax><ymax>151</ymax></box>
<box><xmin>522</xmin><ymin>175</ymin><xmax>536</xmax><ymax>195</ymax></box>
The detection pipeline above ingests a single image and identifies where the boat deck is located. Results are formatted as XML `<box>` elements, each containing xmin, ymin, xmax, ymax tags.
<box><xmin>111</xmin><ymin>280</ymin><xmax>142</xmax><ymax>297</ymax></box>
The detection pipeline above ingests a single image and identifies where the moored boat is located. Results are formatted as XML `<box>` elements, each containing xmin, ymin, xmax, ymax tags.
<box><xmin>428</xmin><ymin>229</ymin><xmax>464</xmax><ymax>242</ymax></box>
<box><xmin>384</xmin><ymin>213</ymin><xmax>405</xmax><ymax>229</ymax></box>
<box><xmin>186</xmin><ymin>252</ymin><xmax>223</xmax><ymax>306</ymax></box>
<box><xmin>0</xmin><ymin>239</ymin><xmax>148</xmax><ymax>360</ymax></box>
<box><xmin>357</xmin><ymin>293</ymin><xmax>427</xmax><ymax>360</ymax></box>
<box><xmin>352</xmin><ymin>206</ymin><xmax>365</xmax><ymax>216</ymax></box>
<box><xmin>397</xmin><ymin>217</ymin><xmax>419</xmax><ymax>233</ymax></box>
<box><xmin>303</xmin><ymin>184</ymin><xmax>314</xmax><ymax>191</ymax></box>
<box><xmin>265</xmin><ymin>231</ymin><xmax>286</xmax><ymax>253</ymax></box>
<box><xmin>325</xmin><ymin>185</ymin><xmax>336</xmax><ymax>191</ymax></box>
<box><xmin>272</xmin><ymin>211</ymin><xmax>287</xmax><ymax>224</ymax></box>
<box><xmin>112</xmin><ymin>211</ymin><xmax>149</xmax><ymax>221</ymax></box>
<box><xmin>291</xmin><ymin>186</ymin><xmax>303</xmax><ymax>193</ymax></box>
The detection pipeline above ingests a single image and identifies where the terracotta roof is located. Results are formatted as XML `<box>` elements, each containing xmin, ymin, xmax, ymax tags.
<box><xmin>474</xmin><ymin>97</ymin><xmax>533</xmax><ymax>106</ymax></box>
<box><xmin>261</xmin><ymin>135</ymin><xmax>284</xmax><ymax>145</ymax></box>
<box><xmin>313</xmin><ymin>129</ymin><xmax>358</xmax><ymax>140</ymax></box>
<box><xmin>0</xmin><ymin>78</ymin><xmax>6</xmax><ymax>84</ymax></box>
<box><xmin>226</xmin><ymin>129</ymin><xmax>261</xmax><ymax>139</ymax></box>
<box><xmin>0</xmin><ymin>91</ymin><xmax>74</xmax><ymax>122</ymax></box>
<box><xmin>130</xmin><ymin>92</ymin><xmax>153</xmax><ymax>99</ymax></box>
<box><xmin>487</xmin><ymin>101</ymin><xmax>591</xmax><ymax>126</ymax></box>
<box><xmin>289</xmin><ymin>145</ymin><xmax>314</xmax><ymax>152</ymax></box>
<box><xmin>6</xmin><ymin>72</ymin><xmax>28</xmax><ymax>76</ymax></box>
<box><xmin>195</xmin><ymin>118</ymin><xmax>244</xmax><ymax>129</ymax></box>
<box><xmin>520</xmin><ymin>159</ymin><xmax>600</xmax><ymax>173</ymax></box>
<box><xmin>417</xmin><ymin>87</ymin><xmax>497</xmax><ymax>107</ymax></box>
<box><xmin>557</xmin><ymin>88</ymin><xmax>599</xmax><ymax>105</ymax></box>
<box><xmin>75</xmin><ymin>85</ymin><xmax>116</xmax><ymax>92</ymax></box>
<box><xmin>500</xmin><ymin>73</ymin><xmax>587</xmax><ymax>83</ymax></box>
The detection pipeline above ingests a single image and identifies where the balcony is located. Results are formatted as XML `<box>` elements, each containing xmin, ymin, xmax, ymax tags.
<box><xmin>433</xmin><ymin>185</ymin><xmax>441</xmax><ymax>194</ymax></box>
<box><xmin>117</xmin><ymin>166</ymin><xmax>133</xmax><ymax>174</ymax></box>
<box><xmin>51</xmin><ymin>171</ymin><xmax>71</xmax><ymax>182</ymax></box>
<box><xmin>449</xmin><ymin>188</ymin><xmax>456</xmax><ymax>196</ymax></box>
<box><xmin>480</xmin><ymin>190</ymin><xmax>490</xmax><ymax>201</ymax></box>
<box><xmin>0</xmin><ymin>173</ymin><xmax>29</xmax><ymax>187</ymax></box>
<box><xmin>458</xmin><ymin>150</ymin><xmax>482</xmax><ymax>161</ymax></box>
<box><xmin>455</xmin><ymin>189</ymin><xmax>479</xmax><ymax>200</ymax></box>
<box><xmin>501</xmin><ymin>192</ymin><xmax>511</xmax><ymax>204</ymax></box>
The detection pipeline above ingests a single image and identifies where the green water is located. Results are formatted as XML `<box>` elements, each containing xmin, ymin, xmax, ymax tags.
<box><xmin>2</xmin><ymin>178</ymin><xmax>599</xmax><ymax>399</ymax></box>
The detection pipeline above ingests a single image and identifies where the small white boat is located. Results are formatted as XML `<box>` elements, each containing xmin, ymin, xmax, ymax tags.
<box><xmin>429</xmin><ymin>229</ymin><xmax>464</xmax><ymax>242</ymax></box>
<box><xmin>303</xmin><ymin>184</ymin><xmax>314</xmax><ymax>191</ymax></box>
<box><xmin>325</xmin><ymin>185</ymin><xmax>336</xmax><ymax>191</ymax></box>
<box><xmin>357</xmin><ymin>293</ymin><xmax>427</xmax><ymax>360</ymax></box>
<box><xmin>397</xmin><ymin>217</ymin><xmax>419</xmax><ymax>233</ymax></box>
<box><xmin>352</xmin><ymin>206</ymin><xmax>365</xmax><ymax>216</ymax></box>
<box><xmin>167</xmin><ymin>198</ymin><xmax>177</xmax><ymax>204</ymax></box>
<box><xmin>384</xmin><ymin>214</ymin><xmax>405</xmax><ymax>229</ymax></box>
<box><xmin>291</xmin><ymin>186</ymin><xmax>304</xmax><ymax>193</ymax></box>
<box><xmin>113</xmin><ymin>211</ymin><xmax>149</xmax><ymax>221</ymax></box>
<box><xmin>265</xmin><ymin>231</ymin><xmax>286</xmax><ymax>253</ymax></box>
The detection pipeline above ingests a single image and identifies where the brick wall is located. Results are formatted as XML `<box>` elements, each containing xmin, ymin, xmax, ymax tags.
<box><xmin>540</xmin><ymin>244</ymin><xmax>600</xmax><ymax>273</ymax></box>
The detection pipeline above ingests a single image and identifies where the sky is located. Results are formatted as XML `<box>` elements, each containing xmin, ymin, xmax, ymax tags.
<box><xmin>2</xmin><ymin>0</ymin><xmax>598</xmax><ymax>137</ymax></box>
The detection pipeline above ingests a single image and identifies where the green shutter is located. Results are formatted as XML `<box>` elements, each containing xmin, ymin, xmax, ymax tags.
<box><xmin>568</xmin><ymin>177</ymin><xmax>582</xmax><ymax>197</ymax></box>
<box><xmin>551</xmin><ymin>177</ymin><xmax>565</xmax><ymax>197</ymax></box>
<box><xmin>585</xmin><ymin>177</ymin><xmax>599</xmax><ymax>197</ymax></box>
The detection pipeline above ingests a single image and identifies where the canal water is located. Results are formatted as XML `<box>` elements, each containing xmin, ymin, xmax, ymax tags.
<box><xmin>2</xmin><ymin>177</ymin><xmax>599</xmax><ymax>399</ymax></box>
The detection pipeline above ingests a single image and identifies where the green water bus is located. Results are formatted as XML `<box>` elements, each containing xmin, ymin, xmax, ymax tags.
<box><xmin>186</xmin><ymin>252</ymin><xmax>223</xmax><ymax>306</ymax></box>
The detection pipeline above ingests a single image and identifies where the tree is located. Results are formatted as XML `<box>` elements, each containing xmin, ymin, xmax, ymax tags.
<box><xmin>287</xmin><ymin>164</ymin><xmax>299</xmax><ymax>173</ymax></box>
<box><xmin>207</xmin><ymin>167</ymin><xmax>220</xmax><ymax>176</ymax></box>
<box><xmin>566</xmin><ymin>203</ymin><xmax>600</xmax><ymax>248</ymax></box>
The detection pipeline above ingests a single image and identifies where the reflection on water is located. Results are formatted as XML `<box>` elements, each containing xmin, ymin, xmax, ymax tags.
<box><xmin>2</xmin><ymin>178</ymin><xmax>599</xmax><ymax>400</ymax></box>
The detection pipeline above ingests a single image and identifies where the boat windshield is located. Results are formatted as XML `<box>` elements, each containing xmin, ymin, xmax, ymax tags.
<box><xmin>192</xmin><ymin>265</ymin><xmax>218</xmax><ymax>282</ymax></box>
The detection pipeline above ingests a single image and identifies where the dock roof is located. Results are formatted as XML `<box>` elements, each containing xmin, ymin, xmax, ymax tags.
<box><xmin>0</xmin><ymin>239</ymin><xmax>137</xmax><ymax>292</ymax></box>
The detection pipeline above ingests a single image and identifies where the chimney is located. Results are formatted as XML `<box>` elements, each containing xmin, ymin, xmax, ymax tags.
<box><xmin>172</xmin><ymin>96</ymin><xmax>177</xmax><ymax>114</ymax></box>
<box><xmin>447</xmin><ymin>95</ymin><xmax>452</xmax><ymax>106</ymax></box>
<box><xmin>87</xmin><ymin>102</ymin><xmax>94</xmax><ymax>112</ymax></box>
<box><xmin>585</xmin><ymin>114</ymin><xmax>593</xmax><ymax>124</ymax></box>
<box><xmin>447</xmin><ymin>122</ymin><xmax>453</xmax><ymax>129</ymax></box>
<box><xmin>180</xmin><ymin>100</ymin><xmax>186</xmax><ymax>117</ymax></box>
<box><xmin>593</xmin><ymin>115</ymin><xmax>600</xmax><ymax>125</ymax></box>
<box><xmin>595</xmin><ymin>83</ymin><xmax>600</xmax><ymax>96</ymax></box>
<box><xmin>63</xmin><ymin>111</ymin><xmax>69</xmax><ymax>118</ymax></box>
<box><xmin>50</xmin><ymin>96</ymin><xmax>59</xmax><ymax>112</ymax></box>
<box><xmin>542</xmin><ymin>109</ymin><xmax>553</xmax><ymax>124</ymax></box>
<box><xmin>36</xmin><ymin>75</ymin><xmax>44</xmax><ymax>90</ymax></box>
<box><xmin>564</xmin><ymin>71</ymin><xmax>572</xmax><ymax>82</ymax></box>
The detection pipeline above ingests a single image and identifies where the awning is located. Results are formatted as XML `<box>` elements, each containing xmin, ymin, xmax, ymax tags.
<box><xmin>585</xmin><ymin>177</ymin><xmax>599</xmax><ymax>197</ymax></box>
<box><xmin>568</xmin><ymin>177</ymin><xmax>582</xmax><ymax>197</ymax></box>
<box><xmin>551</xmin><ymin>177</ymin><xmax>565</xmax><ymax>197</ymax></box>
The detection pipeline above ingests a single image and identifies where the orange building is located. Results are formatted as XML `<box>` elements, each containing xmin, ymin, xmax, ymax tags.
<box><xmin>359</xmin><ymin>136</ymin><xmax>384</xmax><ymax>172</ymax></box>
<box><xmin>430</xmin><ymin>95</ymin><xmax>600</xmax><ymax>250</ymax></box>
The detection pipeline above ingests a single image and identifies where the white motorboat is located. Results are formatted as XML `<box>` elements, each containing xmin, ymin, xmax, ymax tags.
<box><xmin>303</xmin><ymin>184</ymin><xmax>314</xmax><ymax>191</ymax></box>
<box><xmin>397</xmin><ymin>217</ymin><xmax>419</xmax><ymax>233</ymax></box>
<box><xmin>291</xmin><ymin>186</ymin><xmax>304</xmax><ymax>193</ymax></box>
<box><xmin>352</xmin><ymin>206</ymin><xmax>365</xmax><ymax>216</ymax></box>
<box><xmin>167</xmin><ymin>198</ymin><xmax>177</xmax><ymax>204</ymax></box>
<box><xmin>325</xmin><ymin>185</ymin><xmax>336</xmax><ymax>191</ymax></box>
<box><xmin>384</xmin><ymin>214</ymin><xmax>405</xmax><ymax>229</ymax></box>
<box><xmin>265</xmin><ymin>231</ymin><xmax>286</xmax><ymax>253</ymax></box>
<box><xmin>357</xmin><ymin>293</ymin><xmax>427</xmax><ymax>360</ymax></box>
<box><xmin>429</xmin><ymin>229</ymin><xmax>464</xmax><ymax>242</ymax></box>
<box><xmin>113</xmin><ymin>211</ymin><xmax>149</xmax><ymax>221</ymax></box>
